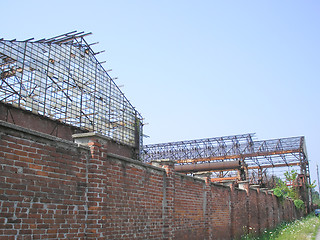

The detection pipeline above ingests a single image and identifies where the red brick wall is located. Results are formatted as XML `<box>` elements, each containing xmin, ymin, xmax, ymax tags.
<box><xmin>260</xmin><ymin>191</ymin><xmax>270</xmax><ymax>232</ymax></box>
<box><xmin>0</xmin><ymin>119</ymin><xmax>304</xmax><ymax>239</ymax></box>
<box><xmin>231</xmin><ymin>189</ymin><xmax>249</xmax><ymax>239</ymax></box>
<box><xmin>0</xmin><ymin>122</ymin><xmax>88</xmax><ymax>239</ymax></box>
<box><xmin>85</xmin><ymin>151</ymin><xmax>165</xmax><ymax>239</ymax></box>
<box><xmin>174</xmin><ymin>174</ymin><xmax>207</xmax><ymax>240</ymax></box>
<box><xmin>273</xmin><ymin>194</ymin><xmax>280</xmax><ymax>226</ymax></box>
<box><xmin>283</xmin><ymin>199</ymin><xmax>290</xmax><ymax>222</ymax></box>
<box><xmin>267</xmin><ymin>193</ymin><xmax>274</xmax><ymax>229</ymax></box>
<box><xmin>248</xmin><ymin>189</ymin><xmax>259</xmax><ymax>235</ymax></box>
<box><xmin>210</xmin><ymin>184</ymin><xmax>231</xmax><ymax>239</ymax></box>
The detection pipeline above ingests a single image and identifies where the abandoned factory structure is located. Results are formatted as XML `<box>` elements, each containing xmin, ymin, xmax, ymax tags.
<box><xmin>0</xmin><ymin>32</ymin><xmax>311</xmax><ymax>239</ymax></box>
<box><xmin>143</xmin><ymin>134</ymin><xmax>310</xmax><ymax>187</ymax></box>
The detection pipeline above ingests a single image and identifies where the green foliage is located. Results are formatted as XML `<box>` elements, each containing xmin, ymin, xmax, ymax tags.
<box><xmin>284</xmin><ymin>169</ymin><xmax>298</xmax><ymax>182</ymax></box>
<box><xmin>312</xmin><ymin>189</ymin><xmax>320</xmax><ymax>207</ymax></box>
<box><xmin>241</xmin><ymin>214</ymin><xmax>320</xmax><ymax>240</ymax></box>
<box><xmin>272</xmin><ymin>169</ymin><xmax>303</xmax><ymax>208</ymax></box>
<box><xmin>313</xmin><ymin>198</ymin><xmax>320</xmax><ymax>207</ymax></box>
<box><xmin>294</xmin><ymin>199</ymin><xmax>305</xmax><ymax>209</ymax></box>
<box><xmin>273</xmin><ymin>188</ymin><xmax>283</xmax><ymax>198</ymax></box>
<box><xmin>308</xmin><ymin>180</ymin><xmax>317</xmax><ymax>189</ymax></box>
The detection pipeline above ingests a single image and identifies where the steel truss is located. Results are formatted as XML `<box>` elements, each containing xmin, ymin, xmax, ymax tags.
<box><xmin>142</xmin><ymin>134</ymin><xmax>309</xmax><ymax>185</ymax></box>
<box><xmin>0</xmin><ymin>31</ymin><xmax>143</xmax><ymax>151</ymax></box>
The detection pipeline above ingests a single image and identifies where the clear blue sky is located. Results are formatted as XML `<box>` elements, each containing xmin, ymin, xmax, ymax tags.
<box><xmin>1</xmin><ymin>1</ymin><xmax>320</xmax><ymax>187</ymax></box>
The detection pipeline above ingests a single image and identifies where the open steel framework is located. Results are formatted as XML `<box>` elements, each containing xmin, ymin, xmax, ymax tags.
<box><xmin>0</xmin><ymin>31</ymin><xmax>143</xmax><ymax>151</ymax></box>
<box><xmin>142</xmin><ymin>133</ymin><xmax>310</xmax><ymax>185</ymax></box>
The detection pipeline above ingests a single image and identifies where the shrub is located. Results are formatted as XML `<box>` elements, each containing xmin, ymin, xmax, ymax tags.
<box><xmin>273</xmin><ymin>188</ymin><xmax>283</xmax><ymax>198</ymax></box>
<box><xmin>294</xmin><ymin>199</ymin><xmax>305</xmax><ymax>209</ymax></box>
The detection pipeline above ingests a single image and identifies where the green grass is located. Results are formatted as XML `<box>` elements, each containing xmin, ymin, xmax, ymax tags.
<box><xmin>241</xmin><ymin>214</ymin><xmax>320</xmax><ymax>240</ymax></box>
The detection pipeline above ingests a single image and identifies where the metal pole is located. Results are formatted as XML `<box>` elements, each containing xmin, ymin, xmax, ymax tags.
<box><xmin>317</xmin><ymin>165</ymin><xmax>320</xmax><ymax>194</ymax></box>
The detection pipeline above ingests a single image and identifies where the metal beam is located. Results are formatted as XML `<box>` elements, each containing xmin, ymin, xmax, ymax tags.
<box><xmin>176</xmin><ymin>149</ymin><xmax>301</xmax><ymax>164</ymax></box>
<box><xmin>142</xmin><ymin>135</ymin><xmax>308</xmax><ymax>184</ymax></box>
<box><xmin>211</xmin><ymin>177</ymin><xmax>238</xmax><ymax>182</ymax></box>
<box><xmin>248</xmin><ymin>162</ymin><xmax>300</xmax><ymax>170</ymax></box>
<box><xmin>174</xmin><ymin>160</ymin><xmax>241</xmax><ymax>173</ymax></box>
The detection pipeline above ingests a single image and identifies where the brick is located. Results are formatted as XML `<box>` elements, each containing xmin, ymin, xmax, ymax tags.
<box><xmin>12</xmin><ymin>184</ymin><xmax>26</xmax><ymax>190</ymax></box>
<box><xmin>36</xmin><ymin>171</ymin><xmax>49</xmax><ymax>177</ymax></box>
<box><xmin>16</xmin><ymin>139</ymin><xmax>31</xmax><ymax>146</ymax></box>
<box><xmin>12</xmin><ymin>149</ymin><xmax>27</xmax><ymax>156</ymax></box>
<box><xmin>22</xmin><ymin>146</ymin><xmax>37</xmax><ymax>153</ymax></box>
<box><xmin>28</xmin><ymin>152</ymin><xmax>41</xmax><ymax>159</ymax></box>
<box><xmin>18</xmin><ymin>156</ymin><xmax>34</xmax><ymax>163</ymax></box>
<box><xmin>0</xmin><ymin>118</ymin><xmax>302</xmax><ymax>240</ymax></box>
<box><xmin>19</xmin><ymin>229</ymin><xmax>32</xmax><ymax>234</ymax></box>
<box><xmin>4</xmin><ymin>153</ymin><xmax>19</xmax><ymax>160</ymax></box>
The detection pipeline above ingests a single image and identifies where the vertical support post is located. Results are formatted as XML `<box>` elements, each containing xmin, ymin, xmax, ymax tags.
<box><xmin>268</xmin><ymin>190</ymin><xmax>275</xmax><ymax>229</ymax></box>
<box><xmin>317</xmin><ymin>165</ymin><xmax>320</xmax><ymax>198</ymax></box>
<box><xmin>18</xmin><ymin>41</ymin><xmax>27</xmax><ymax>106</ymax></box>
<box><xmin>227</xmin><ymin>181</ymin><xmax>235</xmax><ymax>239</ymax></box>
<box><xmin>251</xmin><ymin>185</ymin><xmax>261</xmax><ymax>234</ymax></box>
<box><xmin>205</xmin><ymin>174</ymin><xmax>213</xmax><ymax>239</ymax></box>
<box><xmin>238</xmin><ymin>181</ymin><xmax>250</xmax><ymax>237</ymax></box>
<box><xmin>134</xmin><ymin>112</ymin><xmax>141</xmax><ymax>160</ymax></box>
<box><xmin>73</xmin><ymin>133</ymin><xmax>105</xmax><ymax>239</ymax></box>
<box><xmin>258</xmin><ymin>167</ymin><xmax>263</xmax><ymax>186</ymax></box>
<box><xmin>151</xmin><ymin>159</ymin><xmax>175</xmax><ymax>240</ymax></box>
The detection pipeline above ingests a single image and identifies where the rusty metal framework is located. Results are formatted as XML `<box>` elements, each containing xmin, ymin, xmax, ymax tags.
<box><xmin>0</xmin><ymin>31</ymin><xmax>143</xmax><ymax>149</ymax></box>
<box><xmin>143</xmin><ymin>133</ymin><xmax>255</xmax><ymax>162</ymax></box>
<box><xmin>142</xmin><ymin>134</ymin><xmax>309</xmax><ymax>185</ymax></box>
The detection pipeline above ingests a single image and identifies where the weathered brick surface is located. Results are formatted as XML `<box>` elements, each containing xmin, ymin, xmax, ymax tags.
<box><xmin>84</xmin><ymin>139</ymin><xmax>165</xmax><ymax>240</ymax></box>
<box><xmin>0</xmin><ymin>122</ymin><xmax>88</xmax><ymax>239</ymax></box>
<box><xmin>248</xmin><ymin>189</ymin><xmax>259</xmax><ymax>235</ymax></box>
<box><xmin>232</xmin><ymin>189</ymin><xmax>249</xmax><ymax>239</ymax></box>
<box><xmin>273</xmin><ymin>194</ymin><xmax>280</xmax><ymax>226</ymax></box>
<box><xmin>258</xmin><ymin>191</ymin><xmax>269</xmax><ymax>232</ymax></box>
<box><xmin>0</xmin><ymin>119</ymin><xmax>304</xmax><ymax>239</ymax></box>
<box><xmin>210</xmin><ymin>184</ymin><xmax>232</xmax><ymax>239</ymax></box>
<box><xmin>267</xmin><ymin>193</ymin><xmax>274</xmax><ymax>229</ymax></box>
<box><xmin>174</xmin><ymin>175</ymin><xmax>207</xmax><ymax>240</ymax></box>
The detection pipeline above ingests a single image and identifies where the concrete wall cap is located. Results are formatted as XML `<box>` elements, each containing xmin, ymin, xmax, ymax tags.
<box><xmin>108</xmin><ymin>153</ymin><xmax>166</xmax><ymax>172</ymax></box>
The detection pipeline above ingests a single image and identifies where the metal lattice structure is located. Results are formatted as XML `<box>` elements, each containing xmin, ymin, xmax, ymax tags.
<box><xmin>143</xmin><ymin>133</ymin><xmax>255</xmax><ymax>163</ymax></box>
<box><xmin>0</xmin><ymin>31</ymin><xmax>143</xmax><ymax>149</ymax></box>
<box><xmin>142</xmin><ymin>134</ymin><xmax>309</xmax><ymax>184</ymax></box>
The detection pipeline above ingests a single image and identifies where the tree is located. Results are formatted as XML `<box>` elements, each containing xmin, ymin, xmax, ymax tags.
<box><xmin>272</xmin><ymin>169</ymin><xmax>302</xmax><ymax>209</ymax></box>
<box><xmin>311</xmin><ymin>189</ymin><xmax>320</xmax><ymax>207</ymax></box>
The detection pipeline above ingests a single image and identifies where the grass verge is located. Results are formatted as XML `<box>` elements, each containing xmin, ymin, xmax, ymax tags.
<box><xmin>241</xmin><ymin>214</ymin><xmax>320</xmax><ymax>240</ymax></box>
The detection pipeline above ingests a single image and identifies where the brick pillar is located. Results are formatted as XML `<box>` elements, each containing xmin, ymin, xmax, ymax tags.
<box><xmin>238</xmin><ymin>180</ymin><xmax>249</xmax><ymax>193</ymax></box>
<box><xmin>268</xmin><ymin>190</ymin><xmax>275</xmax><ymax>229</ymax></box>
<box><xmin>272</xmin><ymin>190</ymin><xmax>280</xmax><ymax>226</ymax></box>
<box><xmin>73</xmin><ymin>133</ymin><xmax>106</xmax><ymax>239</ymax></box>
<box><xmin>261</xmin><ymin>189</ymin><xmax>269</xmax><ymax>231</ymax></box>
<box><xmin>205</xmin><ymin>174</ymin><xmax>213</xmax><ymax>240</ymax></box>
<box><xmin>251</xmin><ymin>185</ymin><xmax>261</xmax><ymax>234</ymax></box>
<box><xmin>192</xmin><ymin>172</ymin><xmax>212</xmax><ymax>239</ymax></box>
<box><xmin>225</xmin><ymin>181</ymin><xmax>235</xmax><ymax>239</ymax></box>
<box><xmin>239</xmin><ymin>180</ymin><xmax>250</xmax><ymax>236</ymax></box>
<box><xmin>151</xmin><ymin>159</ymin><xmax>175</xmax><ymax>240</ymax></box>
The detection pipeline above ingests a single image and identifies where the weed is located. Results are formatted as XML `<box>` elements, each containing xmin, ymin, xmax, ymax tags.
<box><xmin>241</xmin><ymin>214</ymin><xmax>320</xmax><ymax>240</ymax></box>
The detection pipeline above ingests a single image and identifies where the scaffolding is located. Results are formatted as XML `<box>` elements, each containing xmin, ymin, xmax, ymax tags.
<box><xmin>142</xmin><ymin>134</ymin><xmax>310</xmax><ymax>185</ymax></box>
<box><xmin>0</xmin><ymin>31</ymin><xmax>143</xmax><ymax>150</ymax></box>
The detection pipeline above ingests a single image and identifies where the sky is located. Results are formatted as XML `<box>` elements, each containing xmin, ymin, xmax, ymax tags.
<box><xmin>1</xmin><ymin>1</ymin><xmax>320</xmax><ymax>188</ymax></box>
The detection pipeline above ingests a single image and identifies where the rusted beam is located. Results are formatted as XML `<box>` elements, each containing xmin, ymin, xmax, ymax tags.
<box><xmin>248</xmin><ymin>162</ymin><xmax>300</xmax><ymax>170</ymax></box>
<box><xmin>176</xmin><ymin>149</ymin><xmax>300</xmax><ymax>164</ymax></box>
<box><xmin>174</xmin><ymin>160</ymin><xmax>241</xmax><ymax>173</ymax></box>
<box><xmin>211</xmin><ymin>176</ymin><xmax>238</xmax><ymax>182</ymax></box>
